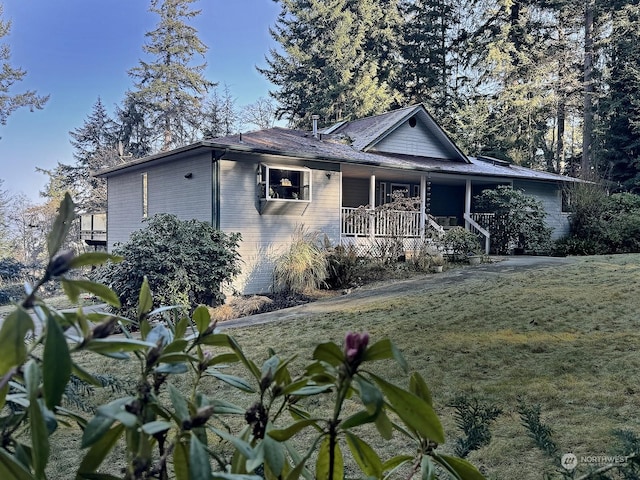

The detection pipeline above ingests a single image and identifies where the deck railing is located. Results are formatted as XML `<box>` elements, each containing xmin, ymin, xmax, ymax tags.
<box><xmin>341</xmin><ymin>207</ymin><xmax>446</xmax><ymax>238</ymax></box>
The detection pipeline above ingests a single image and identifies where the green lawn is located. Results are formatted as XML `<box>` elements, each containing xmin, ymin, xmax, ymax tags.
<box><xmin>46</xmin><ymin>255</ymin><xmax>640</xmax><ymax>479</ymax></box>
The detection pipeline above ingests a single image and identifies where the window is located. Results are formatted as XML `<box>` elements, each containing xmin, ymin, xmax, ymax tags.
<box><xmin>561</xmin><ymin>188</ymin><xmax>571</xmax><ymax>213</ymax></box>
<box><xmin>259</xmin><ymin>164</ymin><xmax>311</xmax><ymax>202</ymax></box>
<box><xmin>142</xmin><ymin>172</ymin><xmax>148</xmax><ymax>218</ymax></box>
<box><xmin>378</xmin><ymin>182</ymin><xmax>387</xmax><ymax>206</ymax></box>
<box><xmin>390</xmin><ymin>183</ymin><xmax>410</xmax><ymax>200</ymax></box>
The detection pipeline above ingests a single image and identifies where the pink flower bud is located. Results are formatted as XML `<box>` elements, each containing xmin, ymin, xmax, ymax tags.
<box><xmin>344</xmin><ymin>331</ymin><xmax>369</xmax><ymax>363</ymax></box>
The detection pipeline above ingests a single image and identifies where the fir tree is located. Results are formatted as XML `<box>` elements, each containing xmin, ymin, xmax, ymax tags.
<box><xmin>128</xmin><ymin>0</ymin><xmax>214</xmax><ymax>151</ymax></box>
<box><xmin>260</xmin><ymin>0</ymin><xmax>402</xmax><ymax>129</ymax></box>
<box><xmin>0</xmin><ymin>4</ymin><xmax>48</xmax><ymax>132</ymax></box>
<box><xmin>595</xmin><ymin>3</ymin><xmax>640</xmax><ymax>191</ymax></box>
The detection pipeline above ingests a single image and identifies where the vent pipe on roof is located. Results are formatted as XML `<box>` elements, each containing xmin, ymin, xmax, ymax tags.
<box><xmin>312</xmin><ymin>114</ymin><xmax>319</xmax><ymax>138</ymax></box>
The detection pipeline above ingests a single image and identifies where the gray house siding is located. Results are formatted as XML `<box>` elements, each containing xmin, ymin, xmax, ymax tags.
<box><xmin>218</xmin><ymin>157</ymin><xmax>341</xmax><ymax>294</ymax></box>
<box><xmin>106</xmin><ymin>152</ymin><xmax>212</xmax><ymax>250</ymax></box>
<box><xmin>513</xmin><ymin>179</ymin><xmax>569</xmax><ymax>239</ymax></box>
<box><xmin>370</xmin><ymin>121</ymin><xmax>450</xmax><ymax>158</ymax></box>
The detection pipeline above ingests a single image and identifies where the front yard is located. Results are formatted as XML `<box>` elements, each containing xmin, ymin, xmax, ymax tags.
<box><xmin>46</xmin><ymin>254</ymin><xmax>640</xmax><ymax>478</ymax></box>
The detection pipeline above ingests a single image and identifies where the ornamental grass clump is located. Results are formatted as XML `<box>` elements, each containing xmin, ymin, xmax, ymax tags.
<box><xmin>273</xmin><ymin>226</ymin><xmax>329</xmax><ymax>293</ymax></box>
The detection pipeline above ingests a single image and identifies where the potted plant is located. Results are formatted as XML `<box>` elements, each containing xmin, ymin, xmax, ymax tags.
<box><xmin>430</xmin><ymin>253</ymin><xmax>446</xmax><ymax>272</ymax></box>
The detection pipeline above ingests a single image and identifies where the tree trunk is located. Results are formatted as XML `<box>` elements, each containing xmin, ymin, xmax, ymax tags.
<box><xmin>581</xmin><ymin>0</ymin><xmax>595</xmax><ymax>178</ymax></box>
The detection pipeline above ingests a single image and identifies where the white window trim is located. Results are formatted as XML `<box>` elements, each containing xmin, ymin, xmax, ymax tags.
<box><xmin>259</xmin><ymin>164</ymin><xmax>312</xmax><ymax>203</ymax></box>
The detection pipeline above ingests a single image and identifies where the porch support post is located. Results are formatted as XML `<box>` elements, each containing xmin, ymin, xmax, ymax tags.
<box><xmin>464</xmin><ymin>179</ymin><xmax>472</xmax><ymax>230</ymax></box>
<box><xmin>420</xmin><ymin>174</ymin><xmax>426</xmax><ymax>240</ymax></box>
<box><xmin>369</xmin><ymin>173</ymin><xmax>376</xmax><ymax>240</ymax></box>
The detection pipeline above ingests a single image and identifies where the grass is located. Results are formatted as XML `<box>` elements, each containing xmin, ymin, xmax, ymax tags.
<box><xmin>42</xmin><ymin>254</ymin><xmax>640</xmax><ymax>478</ymax></box>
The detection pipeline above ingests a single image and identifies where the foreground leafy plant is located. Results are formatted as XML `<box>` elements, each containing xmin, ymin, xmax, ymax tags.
<box><xmin>0</xmin><ymin>193</ymin><xmax>484</xmax><ymax>479</ymax></box>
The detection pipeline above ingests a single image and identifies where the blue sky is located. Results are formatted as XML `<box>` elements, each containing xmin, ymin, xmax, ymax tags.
<box><xmin>0</xmin><ymin>0</ymin><xmax>281</xmax><ymax>201</ymax></box>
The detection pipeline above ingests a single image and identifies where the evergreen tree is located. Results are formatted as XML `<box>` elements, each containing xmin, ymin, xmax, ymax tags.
<box><xmin>260</xmin><ymin>0</ymin><xmax>402</xmax><ymax>128</ymax></box>
<box><xmin>398</xmin><ymin>0</ymin><xmax>455</xmax><ymax>116</ymax></box>
<box><xmin>0</xmin><ymin>4</ymin><xmax>48</xmax><ymax>132</ymax></box>
<box><xmin>116</xmin><ymin>92</ymin><xmax>153</xmax><ymax>159</ymax></box>
<box><xmin>201</xmin><ymin>84</ymin><xmax>238</xmax><ymax>138</ymax></box>
<box><xmin>128</xmin><ymin>0</ymin><xmax>214</xmax><ymax>150</ymax></box>
<box><xmin>39</xmin><ymin>99</ymin><xmax>122</xmax><ymax>212</ymax></box>
<box><xmin>595</xmin><ymin>3</ymin><xmax>640</xmax><ymax>191</ymax></box>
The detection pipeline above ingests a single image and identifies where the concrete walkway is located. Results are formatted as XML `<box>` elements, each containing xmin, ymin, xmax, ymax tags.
<box><xmin>217</xmin><ymin>255</ymin><xmax>579</xmax><ymax>331</ymax></box>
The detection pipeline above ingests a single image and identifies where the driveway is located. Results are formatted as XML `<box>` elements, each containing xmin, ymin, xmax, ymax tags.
<box><xmin>217</xmin><ymin>255</ymin><xmax>579</xmax><ymax>331</ymax></box>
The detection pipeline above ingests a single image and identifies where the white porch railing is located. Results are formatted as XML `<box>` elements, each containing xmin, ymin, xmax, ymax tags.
<box><xmin>341</xmin><ymin>207</ymin><xmax>445</xmax><ymax>238</ymax></box>
<box><xmin>467</xmin><ymin>213</ymin><xmax>492</xmax><ymax>254</ymax></box>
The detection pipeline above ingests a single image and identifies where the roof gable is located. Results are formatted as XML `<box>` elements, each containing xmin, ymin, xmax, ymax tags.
<box><xmin>326</xmin><ymin>104</ymin><xmax>469</xmax><ymax>163</ymax></box>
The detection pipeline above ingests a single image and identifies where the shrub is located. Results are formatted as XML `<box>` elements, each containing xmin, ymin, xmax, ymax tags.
<box><xmin>0</xmin><ymin>283</ymin><xmax>25</xmax><ymax>305</ymax></box>
<box><xmin>563</xmin><ymin>182</ymin><xmax>640</xmax><ymax>254</ymax></box>
<box><xmin>93</xmin><ymin>213</ymin><xmax>241</xmax><ymax>318</ymax></box>
<box><xmin>0</xmin><ymin>193</ymin><xmax>485</xmax><ymax>480</ymax></box>
<box><xmin>325</xmin><ymin>243</ymin><xmax>360</xmax><ymax>288</ymax></box>
<box><xmin>0</xmin><ymin>257</ymin><xmax>26</xmax><ymax>283</ymax></box>
<box><xmin>440</xmin><ymin>227</ymin><xmax>482</xmax><ymax>261</ymax></box>
<box><xmin>475</xmin><ymin>185</ymin><xmax>552</xmax><ymax>255</ymax></box>
<box><xmin>273</xmin><ymin>226</ymin><xmax>328</xmax><ymax>293</ymax></box>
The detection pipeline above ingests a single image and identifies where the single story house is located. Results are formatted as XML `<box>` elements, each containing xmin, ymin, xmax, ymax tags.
<box><xmin>96</xmin><ymin>104</ymin><xmax>577</xmax><ymax>294</ymax></box>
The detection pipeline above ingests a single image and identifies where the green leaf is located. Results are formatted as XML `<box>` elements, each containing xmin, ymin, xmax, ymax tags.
<box><xmin>362</xmin><ymin>338</ymin><xmax>394</xmax><ymax>362</ymax></box>
<box><xmin>78</xmin><ymin>424</ymin><xmax>125</xmax><ymax>475</ymax></box>
<box><xmin>0</xmin><ymin>308</ymin><xmax>34</xmax><ymax>376</ymax></box>
<box><xmin>374</xmin><ymin>409</ymin><xmax>393</xmax><ymax>440</ymax></box>
<box><xmin>84</xmin><ymin>338</ymin><xmax>156</xmax><ymax>355</ymax></box>
<box><xmin>193</xmin><ymin>305</ymin><xmax>211</xmax><ymax>335</ymax></box>
<box><xmin>340</xmin><ymin>410</ymin><xmax>377</xmax><ymax>430</ymax></box>
<box><xmin>72</xmin><ymin>363</ymin><xmax>102</xmax><ymax>387</ymax></box>
<box><xmin>138</xmin><ymin>276</ymin><xmax>153</xmax><ymax>319</ymax></box>
<box><xmin>345</xmin><ymin>432</ymin><xmax>382</xmax><ymax>478</ymax></box>
<box><xmin>262</xmin><ymin>434</ymin><xmax>285</xmax><ymax>477</ymax></box>
<box><xmin>43</xmin><ymin>313</ymin><xmax>72</xmax><ymax>410</ymax></box>
<box><xmin>61</xmin><ymin>279</ymin><xmax>81</xmax><ymax>304</ymax></box>
<box><xmin>174</xmin><ymin>316</ymin><xmax>189</xmax><ymax>339</ymax></box>
<box><xmin>268</xmin><ymin>419</ymin><xmax>319</xmax><ymax>441</ymax></box>
<box><xmin>206</xmin><ymin>369</ymin><xmax>256</xmax><ymax>393</ymax></box>
<box><xmin>206</xmin><ymin>353</ymin><xmax>239</xmax><ymax>367</ymax></box>
<box><xmin>421</xmin><ymin>456</ymin><xmax>437</xmax><ymax>480</ymax></box>
<box><xmin>174</xmin><ymin>440</ymin><xmax>189</xmax><ymax>480</ymax></box>
<box><xmin>432</xmin><ymin>454</ymin><xmax>486</xmax><ymax>480</ymax></box>
<box><xmin>315</xmin><ymin>436</ymin><xmax>343</xmax><ymax>480</ymax></box>
<box><xmin>69</xmin><ymin>252</ymin><xmax>122</xmax><ymax>269</ymax></box>
<box><xmin>29</xmin><ymin>398</ymin><xmax>50</xmax><ymax>479</ymax></box>
<box><xmin>0</xmin><ymin>382</ymin><xmax>8</xmax><ymax>411</ymax></box>
<box><xmin>189</xmin><ymin>433</ymin><xmax>212</xmax><ymax>479</ymax></box>
<box><xmin>199</xmin><ymin>334</ymin><xmax>261</xmax><ymax>380</ymax></box>
<box><xmin>354</xmin><ymin>376</ymin><xmax>383</xmax><ymax>414</ymax></box>
<box><xmin>169</xmin><ymin>384</ymin><xmax>190</xmax><ymax>423</ymax></box>
<box><xmin>0</xmin><ymin>448</ymin><xmax>34</xmax><ymax>480</ymax></box>
<box><xmin>312</xmin><ymin>342</ymin><xmax>344</xmax><ymax>367</ymax></box>
<box><xmin>155</xmin><ymin>363</ymin><xmax>188</xmax><ymax>374</ymax></box>
<box><xmin>285</xmin><ymin>385</ymin><xmax>332</xmax><ymax>396</ymax></box>
<box><xmin>141</xmin><ymin>420</ymin><xmax>173</xmax><ymax>435</ymax></box>
<box><xmin>382</xmin><ymin>455</ymin><xmax>413</xmax><ymax>475</ymax></box>
<box><xmin>61</xmin><ymin>279</ymin><xmax>121</xmax><ymax>308</ymax></box>
<box><xmin>47</xmin><ymin>192</ymin><xmax>75</xmax><ymax>257</ymax></box>
<box><xmin>369</xmin><ymin>373</ymin><xmax>444</xmax><ymax>444</ymax></box>
<box><xmin>409</xmin><ymin>372</ymin><xmax>433</xmax><ymax>407</ymax></box>
<box><xmin>211</xmin><ymin>399</ymin><xmax>247</xmax><ymax>415</ymax></box>
<box><xmin>210</xmin><ymin>427</ymin><xmax>255</xmax><ymax>461</ymax></box>
<box><xmin>163</xmin><ymin>339</ymin><xmax>189</xmax><ymax>355</ymax></box>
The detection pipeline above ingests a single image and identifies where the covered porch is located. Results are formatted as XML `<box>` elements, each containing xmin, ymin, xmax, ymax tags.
<box><xmin>339</xmin><ymin>164</ymin><xmax>505</xmax><ymax>254</ymax></box>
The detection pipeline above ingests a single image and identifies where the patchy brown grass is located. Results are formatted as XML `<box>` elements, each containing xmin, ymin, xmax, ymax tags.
<box><xmin>46</xmin><ymin>254</ymin><xmax>640</xmax><ymax>479</ymax></box>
